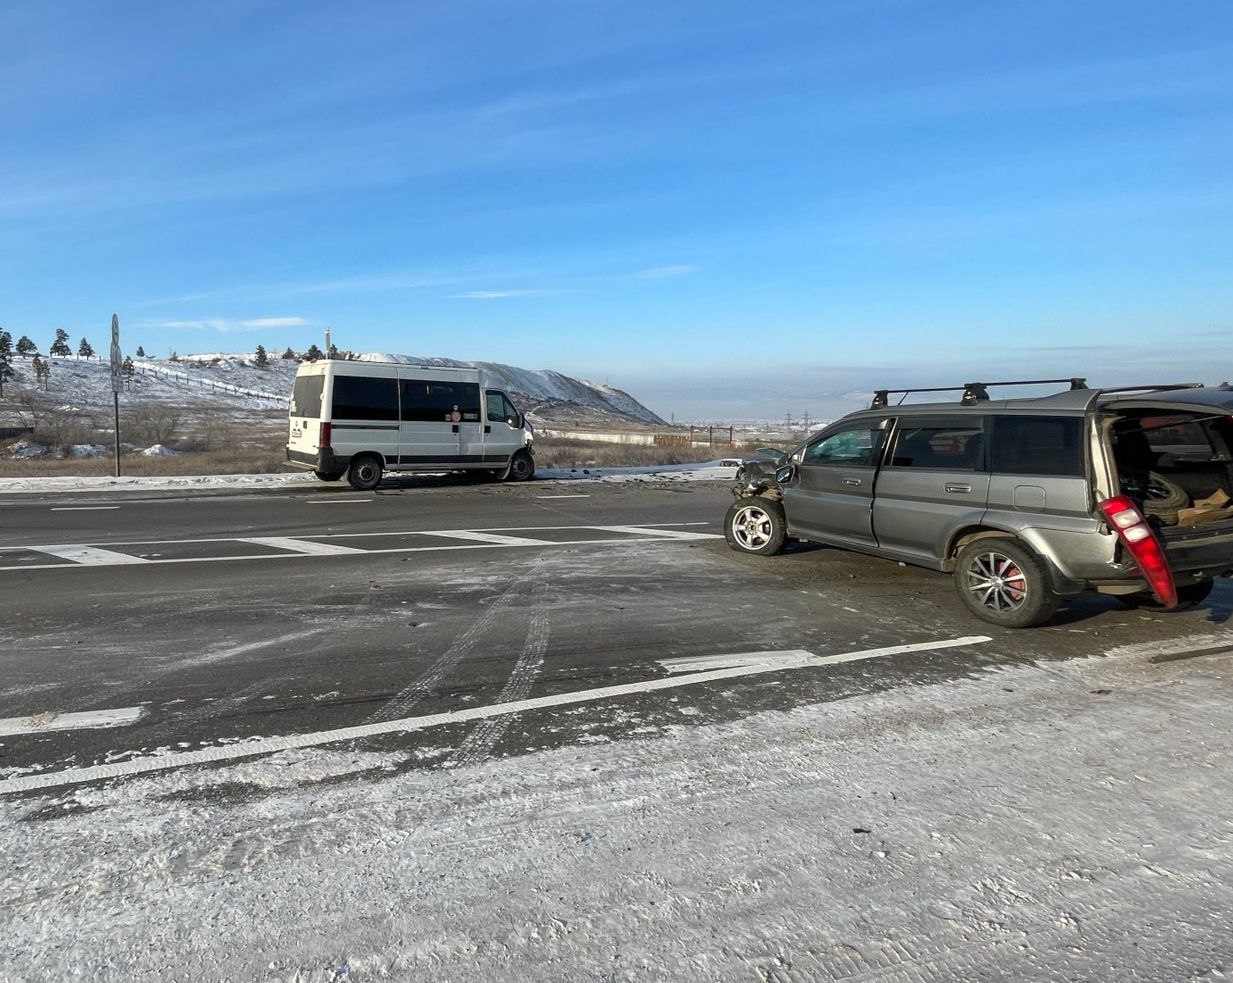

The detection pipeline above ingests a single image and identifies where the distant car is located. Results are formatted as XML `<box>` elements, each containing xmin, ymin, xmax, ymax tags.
<box><xmin>725</xmin><ymin>379</ymin><xmax>1233</xmax><ymax>628</ymax></box>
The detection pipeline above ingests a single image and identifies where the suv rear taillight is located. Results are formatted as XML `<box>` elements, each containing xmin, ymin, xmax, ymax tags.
<box><xmin>1098</xmin><ymin>495</ymin><xmax>1177</xmax><ymax>607</ymax></box>
<box><xmin>318</xmin><ymin>422</ymin><xmax>331</xmax><ymax>449</ymax></box>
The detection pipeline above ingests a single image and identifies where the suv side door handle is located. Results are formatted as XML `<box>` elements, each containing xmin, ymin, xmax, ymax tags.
<box><xmin>842</xmin><ymin>477</ymin><xmax>862</xmax><ymax>487</ymax></box>
<box><xmin>945</xmin><ymin>482</ymin><xmax>972</xmax><ymax>494</ymax></box>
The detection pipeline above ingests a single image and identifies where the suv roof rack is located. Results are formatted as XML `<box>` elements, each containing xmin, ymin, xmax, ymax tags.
<box><xmin>1081</xmin><ymin>382</ymin><xmax>1205</xmax><ymax>413</ymax></box>
<box><xmin>870</xmin><ymin>377</ymin><xmax>1088</xmax><ymax>410</ymax></box>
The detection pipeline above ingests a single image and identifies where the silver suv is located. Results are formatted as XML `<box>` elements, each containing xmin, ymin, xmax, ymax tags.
<box><xmin>725</xmin><ymin>379</ymin><xmax>1233</xmax><ymax>628</ymax></box>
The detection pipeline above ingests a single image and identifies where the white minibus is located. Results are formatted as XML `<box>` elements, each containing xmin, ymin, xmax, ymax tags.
<box><xmin>286</xmin><ymin>361</ymin><xmax>535</xmax><ymax>489</ymax></box>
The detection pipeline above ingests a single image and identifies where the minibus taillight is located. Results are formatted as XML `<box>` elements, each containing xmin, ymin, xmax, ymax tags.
<box><xmin>1097</xmin><ymin>495</ymin><xmax>1177</xmax><ymax>607</ymax></box>
<box><xmin>319</xmin><ymin>422</ymin><xmax>331</xmax><ymax>449</ymax></box>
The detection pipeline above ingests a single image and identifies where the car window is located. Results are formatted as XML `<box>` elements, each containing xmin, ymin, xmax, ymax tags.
<box><xmin>991</xmin><ymin>416</ymin><xmax>1083</xmax><ymax>477</ymax></box>
<box><xmin>401</xmin><ymin>380</ymin><xmax>482</xmax><ymax>422</ymax></box>
<box><xmin>1140</xmin><ymin>417</ymin><xmax>1216</xmax><ymax>455</ymax></box>
<box><xmin>289</xmin><ymin>374</ymin><xmax>324</xmax><ymax>418</ymax></box>
<box><xmin>801</xmin><ymin>424</ymin><xmax>882</xmax><ymax>467</ymax></box>
<box><xmin>486</xmin><ymin>391</ymin><xmax>519</xmax><ymax>425</ymax></box>
<box><xmin>889</xmin><ymin>423</ymin><xmax>984</xmax><ymax>470</ymax></box>
<box><xmin>331</xmin><ymin>375</ymin><xmax>399</xmax><ymax>421</ymax></box>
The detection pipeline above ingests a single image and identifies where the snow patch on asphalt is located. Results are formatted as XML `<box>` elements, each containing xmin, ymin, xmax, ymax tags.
<box><xmin>0</xmin><ymin>461</ymin><xmax>738</xmax><ymax>494</ymax></box>
<box><xmin>4</xmin><ymin>652</ymin><xmax>1232</xmax><ymax>981</ymax></box>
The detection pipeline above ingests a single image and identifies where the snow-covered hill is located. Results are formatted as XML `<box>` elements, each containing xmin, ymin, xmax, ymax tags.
<box><xmin>0</xmin><ymin>352</ymin><xmax>665</xmax><ymax>427</ymax></box>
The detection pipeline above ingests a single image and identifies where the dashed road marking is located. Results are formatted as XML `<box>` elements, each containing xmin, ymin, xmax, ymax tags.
<box><xmin>304</xmin><ymin>498</ymin><xmax>371</xmax><ymax>505</ymax></box>
<box><xmin>0</xmin><ymin>523</ymin><xmax>717</xmax><ymax>571</ymax></box>
<box><xmin>48</xmin><ymin>506</ymin><xmax>121</xmax><ymax>512</ymax></box>
<box><xmin>420</xmin><ymin>530</ymin><xmax>555</xmax><ymax>547</ymax></box>
<box><xmin>536</xmin><ymin>494</ymin><xmax>591</xmax><ymax>499</ymax></box>
<box><xmin>0</xmin><ymin>706</ymin><xmax>145</xmax><ymax>738</ymax></box>
<box><xmin>31</xmin><ymin>545</ymin><xmax>149</xmax><ymax>566</ymax></box>
<box><xmin>0</xmin><ymin>636</ymin><xmax>991</xmax><ymax>794</ymax></box>
<box><xmin>591</xmin><ymin>524</ymin><xmax>718</xmax><ymax>541</ymax></box>
<box><xmin>238</xmin><ymin>536</ymin><xmax>366</xmax><ymax>556</ymax></box>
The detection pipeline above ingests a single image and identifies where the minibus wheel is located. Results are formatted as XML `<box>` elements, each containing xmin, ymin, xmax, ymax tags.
<box><xmin>506</xmin><ymin>451</ymin><xmax>535</xmax><ymax>482</ymax></box>
<box><xmin>347</xmin><ymin>454</ymin><xmax>383</xmax><ymax>491</ymax></box>
<box><xmin>314</xmin><ymin>469</ymin><xmax>346</xmax><ymax>482</ymax></box>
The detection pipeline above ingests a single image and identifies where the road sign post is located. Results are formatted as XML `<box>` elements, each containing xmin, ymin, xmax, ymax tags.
<box><xmin>110</xmin><ymin>314</ymin><xmax>122</xmax><ymax>478</ymax></box>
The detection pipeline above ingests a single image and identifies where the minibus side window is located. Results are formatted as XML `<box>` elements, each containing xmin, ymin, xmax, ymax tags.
<box><xmin>331</xmin><ymin>375</ymin><xmax>399</xmax><ymax>421</ymax></box>
<box><xmin>402</xmin><ymin>380</ymin><xmax>481</xmax><ymax>422</ymax></box>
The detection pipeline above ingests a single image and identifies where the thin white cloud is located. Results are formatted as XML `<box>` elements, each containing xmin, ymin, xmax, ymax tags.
<box><xmin>634</xmin><ymin>265</ymin><xmax>700</xmax><ymax>279</ymax></box>
<box><xmin>448</xmin><ymin>290</ymin><xmax>548</xmax><ymax>299</ymax></box>
<box><xmin>147</xmin><ymin>316</ymin><xmax>311</xmax><ymax>333</ymax></box>
<box><xmin>238</xmin><ymin>317</ymin><xmax>311</xmax><ymax>329</ymax></box>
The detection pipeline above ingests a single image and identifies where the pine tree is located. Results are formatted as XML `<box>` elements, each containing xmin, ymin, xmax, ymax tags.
<box><xmin>78</xmin><ymin>337</ymin><xmax>95</xmax><ymax>358</ymax></box>
<box><xmin>282</xmin><ymin>347</ymin><xmax>296</xmax><ymax>360</ymax></box>
<box><xmin>50</xmin><ymin>328</ymin><xmax>71</xmax><ymax>357</ymax></box>
<box><xmin>0</xmin><ymin>331</ymin><xmax>11</xmax><ymax>397</ymax></box>
<box><xmin>16</xmin><ymin>335</ymin><xmax>36</xmax><ymax>355</ymax></box>
<box><xmin>122</xmin><ymin>355</ymin><xmax>135</xmax><ymax>377</ymax></box>
<box><xmin>136</xmin><ymin>346</ymin><xmax>146</xmax><ymax>358</ymax></box>
<box><xmin>254</xmin><ymin>344</ymin><xmax>269</xmax><ymax>369</ymax></box>
<box><xmin>304</xmin><ymin>344</ymin><xmax>323</xmax><ymax>362</ymax></box>
<box><xmin>327</xmin><ymin>344</ymin><xmax>339</xmax><ymax>360</ymax></box>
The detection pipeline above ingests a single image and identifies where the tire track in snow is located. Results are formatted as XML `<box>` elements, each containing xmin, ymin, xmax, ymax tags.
<box><xmin>364</xmin><ymin>571</ymin><xmax>536</xmax><ymax>724</ymax></box>
<box><xmin>449</xmin><ymin>609</ymin><xmax>551</xmax><ymax>768</ymax></box>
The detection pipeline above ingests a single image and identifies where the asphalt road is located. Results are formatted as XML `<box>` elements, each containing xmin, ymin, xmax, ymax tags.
<box><xmin>2</xmin><ymin>475</ymin><xmax>1231</xmax><ymax>797</ymax></box>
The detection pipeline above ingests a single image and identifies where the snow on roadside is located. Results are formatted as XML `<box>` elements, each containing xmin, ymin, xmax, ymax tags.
<box><xmin>0</xmin><ymin>461</ymin><xmax>740</xmax><ymax>494</ymax></box>
<box><xmin>3</xmin><ymin>652</ymin><xmax>1231</xmax><ymax>981</ymax></box>
<box><xmin>0</xmin><ymin>472</ymin><xmax>319</xmax><ymax>494</ymax></box>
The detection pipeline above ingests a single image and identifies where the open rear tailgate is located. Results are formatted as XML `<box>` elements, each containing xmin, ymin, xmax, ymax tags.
<box><xmin>1158</xmin><ymin>515</ymin><xmax>1233</xmax><ymax>576</ymax></box>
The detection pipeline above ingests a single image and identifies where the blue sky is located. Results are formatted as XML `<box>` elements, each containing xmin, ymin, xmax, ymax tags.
<box><xmin>2</xmin><ymin>0</ymin><xmax>1231</xmax><ymax>420</ymax></box>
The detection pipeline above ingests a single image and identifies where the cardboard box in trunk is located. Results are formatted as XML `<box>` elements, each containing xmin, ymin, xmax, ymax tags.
<box><xmin>1177</xmin><ymin>489</ymin><xmax>1233</xmax><ymax>526</ymax></box>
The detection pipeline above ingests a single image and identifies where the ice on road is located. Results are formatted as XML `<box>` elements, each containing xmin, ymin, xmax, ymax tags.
<box><xmin>3</xmin><ymin>644</ymin><xmax>1231</xmax><ymax>981</ymax></box>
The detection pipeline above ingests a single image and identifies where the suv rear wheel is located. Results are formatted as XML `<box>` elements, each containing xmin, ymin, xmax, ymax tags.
<box><xmin>724</xmin><ymin>498</ymin><xmax>787</xmax><ymax>556</ymax></box>
<box><xmin>954</xmin><ymin>538</ymin><xmax>1059</xmax><ymax>628</ymax></box>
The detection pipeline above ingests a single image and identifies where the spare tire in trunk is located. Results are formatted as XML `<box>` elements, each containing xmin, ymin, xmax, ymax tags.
<box><xmin>1120</xmin><ymin>471</ymin><xmax>1189</xmax><ymax>524</ymax></box>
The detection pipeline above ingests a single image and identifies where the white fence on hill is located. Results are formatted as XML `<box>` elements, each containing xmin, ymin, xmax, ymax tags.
<box><xmin>25</xmin><ymin>355</ymin><xmax>288</xmax><ymax>403</ymax></box>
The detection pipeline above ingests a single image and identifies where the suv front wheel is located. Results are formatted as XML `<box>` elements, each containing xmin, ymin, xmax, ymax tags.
<box><xmin>954</xmin><ymin>538</ymin><xmax>1059</xmax><ymax>628</ymax></box>
<box><xmin>724</xmin><ymin>498</ymin><xmax>787</xmax><ymax>556</ymax></box>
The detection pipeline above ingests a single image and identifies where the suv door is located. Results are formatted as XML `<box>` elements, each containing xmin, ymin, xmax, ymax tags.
<box><xmin>872</xmin><ymin>415</ymin><xmax>990</xmax><ymax>565</ymax></box>
<box><xmin>785</xmin><ymin>419</ymin><xmax>888</xmax><ymax>548</ymax></box>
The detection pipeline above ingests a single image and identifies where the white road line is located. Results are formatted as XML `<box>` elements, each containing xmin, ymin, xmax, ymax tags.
<box><xmin>0</xmin><ymin>532</ymin><xmax>720</xmax><ymax>572</ymax></box>
<box><xmin>0</xmin><ymin>636</ymin><xmax>991</xmax><ymax>794</ymax></box>
<box><xmin>536</xmin><ymin>494</ymin><xmax>591</xmax><ymax>499</ymax></box>
<box><xmin>591</xmin><ymin>524</ymin><xmax>718</xmax><ymax>541</ymax></box>
<box><xmin>304</xmin><ymin>499</ymin><xmax>370</xmax><ymax>505</ymax></box>
<box><xmin>420</xmin><ymin>530</ymin><xmax>555</xmax><ymax>547</ymax></box>
<box><xmin>48</xmin><ymin>506</ymin><xmax>121</xmax><ymax>512</ymax></box>
<box><xmin>8</xmin><ymin>522</ymin><xmax>707</xmax><ymax>550</ymax></box>
<box><xmin>657</xmin><ymin>637</ymin><xmax>991</xmax><ymax>674</ymax></box>
<box><xmin>31</xmin><ymin>545</ymin><xmax>149</xmax><ymax>566</ymax></box>
<box><xmin>0</xmin><ymin>706</ymin><xmax>145</xmax><ymax>738</ymax></box>
<box><xmin>238</xmin><ymin>536</ymin><xmax>366</xmax><ymax>556</ymax></box>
